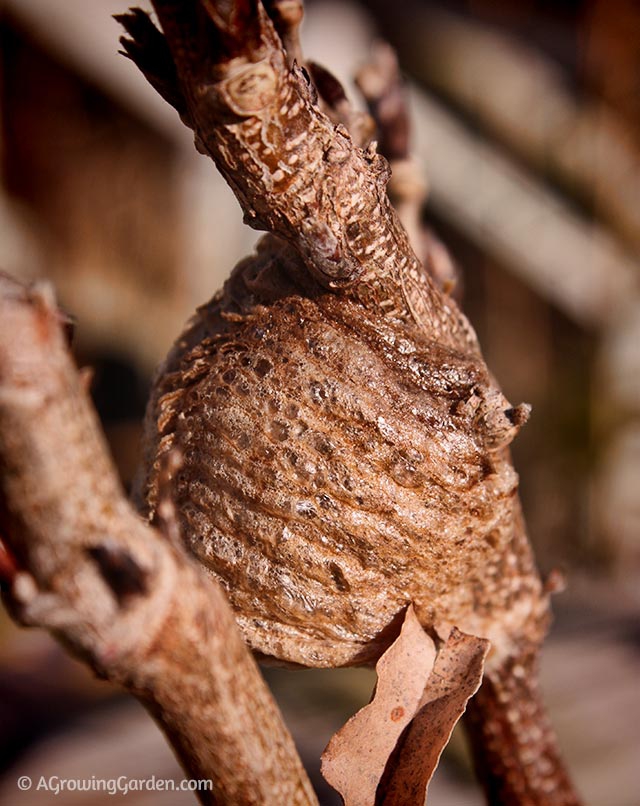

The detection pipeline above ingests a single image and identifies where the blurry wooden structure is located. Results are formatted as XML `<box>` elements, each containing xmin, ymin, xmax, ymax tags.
<box><xmin>1</xmin><ymin>0</ymin><xmax>256</xmax><ymax>375</ymax></box>
<box><xmin>363</xmin><ymin>0</ymin><xmax>640</xmax><ymax>582</ymax></box>
<box><xmin>1</xmin><ymin>0</ymin><xmax>258</xmax><ymax>484</ymax></box>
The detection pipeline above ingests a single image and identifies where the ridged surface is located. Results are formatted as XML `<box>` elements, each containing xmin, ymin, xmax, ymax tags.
<box><xmin>139</xmin><ymin>238</ymin><xmax>547</xmax><ymax>668</ymax></box>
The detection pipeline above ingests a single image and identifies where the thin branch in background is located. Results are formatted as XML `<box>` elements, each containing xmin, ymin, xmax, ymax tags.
<box><xmin>264</xmin><ymin>0</ymin><xmax>304</xmax><ymax>67</ymax></box>
<box><xmin>356</xmin><ymin>42</ymin><xmax>458</xmax><ymax>294</ymax></box>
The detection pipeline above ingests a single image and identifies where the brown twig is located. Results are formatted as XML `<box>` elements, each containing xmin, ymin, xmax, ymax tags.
<box><xmin>264</xmin><ymin>0</ymin><xmax>304</xmax><ymax>67</ymax></box>
<box><xmin>0</xmin><ymin>278</ymin><xmax>317</xmax><ymax>806</ymax></box>
<box><xmin>307</xmin><ymin>60</ymin><xmax>376</xmax><ymax>149</ymax></box>
<box><xmin>356</xmin><ymin>42</ymin><xmax>459</xmax><ymax>295</ymax></box>
<box><xmin>117</xmin><ymin>1</ymin><xmax>476</xmax><ymax>350</ymax></box>
<box><xmin>464</xmin><ymin>650</ymin><xmax>582</xmax><ymax>805</ymax></box>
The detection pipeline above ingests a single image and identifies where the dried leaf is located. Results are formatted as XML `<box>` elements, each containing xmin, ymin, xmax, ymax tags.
<box><xmin>321</xmin><ymin>606</ymin><xmax>437</xmax><ymax>806</ymax></box>
<box><xmin>377</xmin><ymin>627</ymin><xmax>489</xmax><ymax>806</ymax></box>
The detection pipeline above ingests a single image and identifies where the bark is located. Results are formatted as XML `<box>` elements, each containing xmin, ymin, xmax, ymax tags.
<box><xmin>117</xmin><ymin>1</ymin><xmax>476</xmax><ymax>348</ymax></box>
<box><xmin>464</xmin><ymin>650</ymin><xmax>582</xmax><ymax>805</ymax></box>
<box><xmin>0</xmin><ymin>275</ymin><xmax>316</xmax><ymax>806</ymax></box>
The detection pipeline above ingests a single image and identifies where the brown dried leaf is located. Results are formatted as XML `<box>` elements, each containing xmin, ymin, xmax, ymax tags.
<box><xmin>378</xmin><ymin>627</ymin><xmax>489</xmax><ymax>806</ymax></box>
<box><xmin>321</xmin><ymin>606</ymin><xmax>437</xmax><ymax>806</ymax></box>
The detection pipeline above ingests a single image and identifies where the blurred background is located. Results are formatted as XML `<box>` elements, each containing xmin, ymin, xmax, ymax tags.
<box><xmin>1</xmin><ymin>0</ymin><xmax>639</xmax><ymax>803</ymax></box>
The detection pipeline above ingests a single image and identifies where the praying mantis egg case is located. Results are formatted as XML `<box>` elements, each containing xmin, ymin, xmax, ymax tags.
<box><xmin>137</xmin><ymin>239</ymin><xmax>547</xmax><ymax>668</ymax></box>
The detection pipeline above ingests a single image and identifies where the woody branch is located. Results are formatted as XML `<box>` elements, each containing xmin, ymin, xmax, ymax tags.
<box><xmin>118</xmin><ymin>0</ymin><xmax>473</xmax><ymax>348</ymax></box>
<box><xmin>0</xmin><ymin>275</ymin><xmax>316</xmax><ymax>806</ymax></box>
